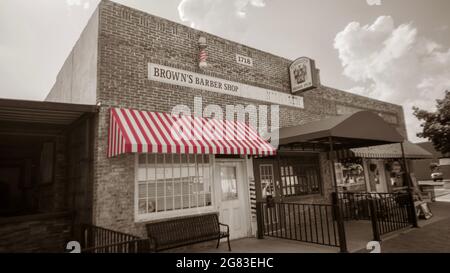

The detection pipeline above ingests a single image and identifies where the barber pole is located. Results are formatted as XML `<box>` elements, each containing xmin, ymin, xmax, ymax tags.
<box><xmin>198</xmin><ymin>36</ymin><xmax>208</xmax><ymax>69</ymax></box>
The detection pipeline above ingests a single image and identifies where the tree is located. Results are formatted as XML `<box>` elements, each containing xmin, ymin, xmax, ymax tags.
<box><xmin>413</xmin><ymin>90</ymin><xmax>450</xmax><ymax>156</ymax></box>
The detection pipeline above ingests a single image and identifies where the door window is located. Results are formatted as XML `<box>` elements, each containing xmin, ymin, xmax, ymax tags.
<box><xmin>259</xmin><ymin>164</ymin><xmax>275</xmax><ymax>198</ymax></box>
<box><xmin>220</xmin><ymin>166</ymin><xmax>238</xmax><ymax>201</ymax></box>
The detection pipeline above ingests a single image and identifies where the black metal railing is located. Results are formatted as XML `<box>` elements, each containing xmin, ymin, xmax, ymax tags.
<box><xmin>82</xmin><ymin>238</ymin><xmax>152</xmax><ymax>253</ymax></box>
<box><xmin>338</xmin><ymin>191</ymin><xmax>415</xmax><ymax>238</ymax></box>
<box><xmin>371</xmin><ymin>192</ymin><xmax>414</xmax><ymax>236</ymax></box>
<box><xmin>338</xmin><ymin>192</ymin><xmax>371</xmax><ymax>220</ymax></box>
<box><xmin>256</xmin><ymin>201</ymin><xmax>343</xmax><ymax>249</ymax></box>
<box><xmin>75</xmin><ymin>224</ymin><xmax>153</xmax><ymax>253</ymax></box>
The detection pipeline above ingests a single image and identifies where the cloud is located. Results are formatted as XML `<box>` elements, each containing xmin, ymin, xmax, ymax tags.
<box><xmin>334</xmin><ymin>16</ymin><xmax>450</xmax><ymax>142</ymax></box>
<box><xmin>177</xmin><ymin>0</ymin><xmax>266</xmax><ymax>34</ymax></box>
<box><xmin>366</xmin><ymin>0</ymin><xmax>382</xmax><ymax>6</ymax></box>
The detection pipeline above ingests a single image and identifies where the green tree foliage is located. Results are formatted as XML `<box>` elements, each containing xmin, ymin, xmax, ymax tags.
<box><xmin>413</xmin><ymin>90</ymin><xmax>450</xmax><ymax>155</ymax></box>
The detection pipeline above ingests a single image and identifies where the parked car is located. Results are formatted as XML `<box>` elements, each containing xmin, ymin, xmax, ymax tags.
<box><xmin>431</xmin><ymin>171</ymin><xmax>444</xmax><ymax>181</ymax></box>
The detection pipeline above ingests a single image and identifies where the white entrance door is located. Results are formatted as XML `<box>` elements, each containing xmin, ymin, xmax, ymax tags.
<box><xmin>215</xmin><ymin>161</ymin><xmax>249</xmax><ymax>240</ymax></box>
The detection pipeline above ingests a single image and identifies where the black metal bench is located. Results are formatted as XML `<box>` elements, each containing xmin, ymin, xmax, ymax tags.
<box><xmin>146</xmin><ymin>213</ymin><xmax>231</xmax><ymax>252</ymax></box>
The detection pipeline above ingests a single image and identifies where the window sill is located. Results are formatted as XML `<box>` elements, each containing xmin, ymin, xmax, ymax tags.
<box><xmin>135</xmin><ymin>207</ymin><xmax>218</xmax><ymax>223</ymax></box>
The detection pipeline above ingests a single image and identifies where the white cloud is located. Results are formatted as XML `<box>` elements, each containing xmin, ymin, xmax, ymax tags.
<box><xmin>177</xmin><ymin>0</ymin><xmax>266</xmax><ymax>33</ymax></box>
<box><xmin>334</xmin><ymin>16</ymin><xmax>450</xmax><ymax>142</ymax></box>
<box><xmin>366</xmin><ymin>0</ymin><xmax>382</xmax><ymax>6</ymax></box>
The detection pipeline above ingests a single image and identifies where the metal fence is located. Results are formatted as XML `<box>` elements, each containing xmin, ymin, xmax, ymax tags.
<box><xmin>82</xmin><ymin>238</ymin><xmax>152</xmax><ymax>253</ymax></box>
<box><xmin>338</xmin><ymin>192</ymin><xmax>371</xmax><ymax>221</ymax></box>
<box><xmin>338</xmin><ymin>191</ymin><xmax>415</xmax><ymax>238</ymax></box>
<box><xmin>75</xmin><ymin>224</ymin><xmax>152</xmax><ymax>253</ymax></box>
<box><xmin>256</xmin><ymin>201</ymin><xmax>346</xmax><ymax>251</ymax></box>
<box><xmin>371</xmin><ymin>192</ymin><xmax>414</xmax><ymax>236</ymax></box>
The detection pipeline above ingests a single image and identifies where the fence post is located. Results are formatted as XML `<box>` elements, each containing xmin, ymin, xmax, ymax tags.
<box><xmin>368</xmin><ymin>198</ymin><xmax>381</xmax><ymax>242</ymax></box>
<box><xmin>332</xmin><ymin>192</ymin><xmax>348</xmax><ymax>253</ymax></box>
<box><xmin>256</xmin><ymin>202</ymin><xmax>264</xmax><ymax>239</ymax></box>
<box><xmin>407</xmin><ymin>189</ymin><xmax>419</xmax><ymax>228</ymax></box>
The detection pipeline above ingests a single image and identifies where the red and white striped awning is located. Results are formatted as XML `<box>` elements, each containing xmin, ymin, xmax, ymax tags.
<box><xmin>108</xmin><ymin>108</ymin><xmax>276</xmax><ymax>157</ymax></box>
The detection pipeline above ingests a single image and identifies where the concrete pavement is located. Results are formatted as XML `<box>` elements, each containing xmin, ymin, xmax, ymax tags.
<box><xmin>375</xmin><ymin>217</ymin><xmax>450</xmax><ymax>253</ymax></box>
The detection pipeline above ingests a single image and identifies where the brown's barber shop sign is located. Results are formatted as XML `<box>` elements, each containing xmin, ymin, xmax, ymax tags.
<box><xmin>289</xmin><ymin>57</ymin><xmax>319</xmax><ymax>94</ymax></box>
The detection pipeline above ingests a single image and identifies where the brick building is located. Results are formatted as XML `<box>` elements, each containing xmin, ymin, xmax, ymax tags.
<box><xmin>1</xmin><ymin>0</ymin><xmax>432</xmax><ymax>252</ymax></box>
<box><xmin>43</xmin><ymin>0</ymin><xmax>422</xmax><ymax>239</ymax></box>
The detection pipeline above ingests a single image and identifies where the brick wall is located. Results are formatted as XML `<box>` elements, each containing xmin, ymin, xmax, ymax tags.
<box><xmin>89</xmin><ymin>1</ymin><xmax>408</xmax><ymax>236</ymax></box>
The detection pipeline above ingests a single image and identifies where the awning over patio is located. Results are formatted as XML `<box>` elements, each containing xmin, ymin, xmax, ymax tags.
<box><xmin>108</xmin><ymin>108</ymin><xmax>276</xmax><ymax>157</ymax></box>
<box><xmin>0</xmin><ymin>98</ymin><xmax>98</xmax><ymax>136</ymax></box>
<box><xmin>278</xmin><ymin>111</ymin><xmax>404</xmax><ymax>150</ymax></box>
<box><xmin>350</xmin><ymin>141</ymin><xmax>433</xmax><ymax>159</ymax></box>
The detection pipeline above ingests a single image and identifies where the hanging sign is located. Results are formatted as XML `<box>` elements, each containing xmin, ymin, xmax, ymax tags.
<box><xmin>289</xmin><ymin>57</ymin><xmax>319</xmax><ymax>94</ymax></box>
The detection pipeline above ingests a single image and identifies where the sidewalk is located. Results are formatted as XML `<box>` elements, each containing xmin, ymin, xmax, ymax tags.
<box><xmin>357</xmin><ymin>201</ymin><xmax>450</xmax><ymax>253</ymax></box>
<box><xmin>377</xmin><ymin>217</ymin><xmax>450</xmax><ymax>253</ymax></box>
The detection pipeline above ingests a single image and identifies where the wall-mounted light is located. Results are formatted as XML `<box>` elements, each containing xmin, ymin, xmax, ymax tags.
<box><xmin>198</xmin><ymin>36</ymin><xmax>208</xmax><ymax>69</ymax></box>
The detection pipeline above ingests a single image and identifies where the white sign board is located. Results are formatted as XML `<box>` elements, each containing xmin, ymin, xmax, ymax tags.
<box><xmin>236</xmin><ymin>54</ymin><xmax>253</xmax><ymax>67</ymax></box>
<box><xmin>289</xmin><ymin>57</ymin><xmax>318</xmax><ymax>94</ymax></box>
<box><xmin>148</xmin><ymin>63</ymin><xmax>304</xmax><ymax>109</ymax></box>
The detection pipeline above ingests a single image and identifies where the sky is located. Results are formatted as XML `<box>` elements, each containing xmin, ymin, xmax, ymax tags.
<box><xmin>0</xmin><ymin>0</ymin><xmax>449</xmax><ymax>143</ymax></box>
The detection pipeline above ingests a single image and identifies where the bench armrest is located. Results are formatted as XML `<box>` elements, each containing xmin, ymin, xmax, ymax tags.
<box><xmin>219</xmin><ymin>223</ymin><xmax>230</xmax><ymax>235</ymax></box>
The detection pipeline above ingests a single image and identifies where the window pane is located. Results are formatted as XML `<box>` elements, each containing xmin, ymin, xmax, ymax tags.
<box><xmin>137</xmin><ymin>167</ymin><xmax>147</xmax><ymax>182</ymax></box>
<box><xmin>197</xmin><ymin>179</ymin><xmax>204</xmax><ymax>193</ymax></box>
<box><xmin>174</xmin><ymin>196</ymin><xmax>182</xmax><ymax>210</ymax></box>
<box><xmin>166</xmin><ymin>196</ymin><xmax>174</xmax><ymax>211</ymax></box>
<box><xmin>182</xmin><ymin>195</ymin><xmax>190</xmax><ymax>209</ymax></box>
<box><xmin>138</xmin><ymin>183</ymin><xmax>147</xmax><ymax>198</ymax></box>
<box><xmin>166</xmin><ymin>183</ymin><xmax>174</xmax><ymax>197</ymax></box>
<box><xmin>156</xmin><ymin>167</ymin><xmax>165</xmax><ymax>180</ymax></box>
<box><xmin>138</xmin><ymin>199</ymin><xmax>147</xmax><ymax>214</ymax></box>
<box><xmin>190</xmin><ymin>195</ymin><xmax>198</xmax><ymax>208</ymax></box>
<box><xmin>156</xmin><ymin>197</ymin><xmax>165</xmax><ymax>212</ymax></box>
<box><xmin>174</xmin><ymin>180</ymin><xmax>182</xmax><ymax>195</ymax></box>
<box><xmin>205</xmin><ymin>193</ymin><xmax>212</xmax><ymax>206</ymax></box>
<box><xmin>157</xmin><ymin>182</ymin><xmax>165</xmax><ymax>196</ymax></box>
<box><xmin>148</xmin><ymin>199</ymin><xmax>156</xmax><ymax>213</ymax></box>
<box><xmin>147</xmin><ymin>183</ymin><xmax>156</xmax><ymax>198</ymax></box>
<box><xmin>221</xmin><ymin>166</ymin><xmax>238</xmax><ymax>201</ymax></box>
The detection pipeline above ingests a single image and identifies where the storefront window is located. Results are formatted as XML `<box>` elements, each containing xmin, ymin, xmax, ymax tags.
<box><xmin>278</xmin><ymin>156</ymin><xmax>321</xmax><ymax>197</ymax></box>
<box><xmin>335</xmin><ymin>159</ymin><xmax>366</xmax><ymax>188</ymax></box>
<box><xmin>136</xmin><ymin>154</ymin><xmax>213</xmax><ymax>219</ymax></box>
